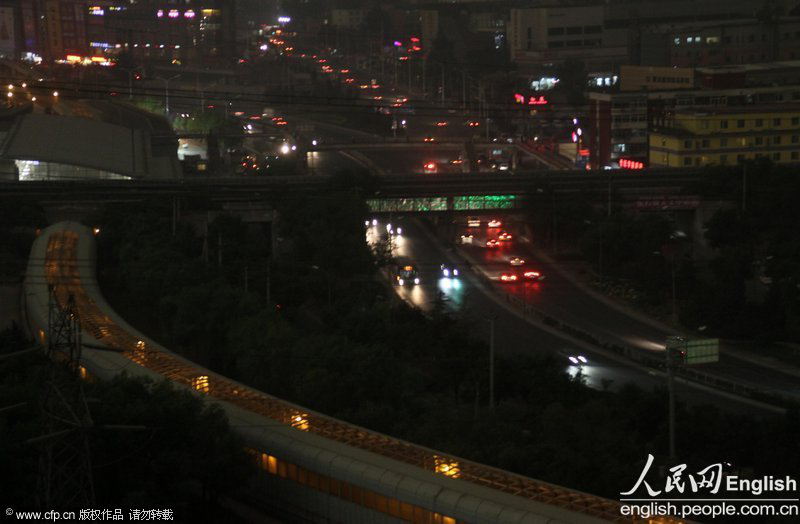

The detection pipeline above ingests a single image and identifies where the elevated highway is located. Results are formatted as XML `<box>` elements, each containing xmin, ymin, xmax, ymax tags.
<box><xmin>22</xmin><ymin>222</ymin><xmax>659</xmax><ymax>523</ymax></box>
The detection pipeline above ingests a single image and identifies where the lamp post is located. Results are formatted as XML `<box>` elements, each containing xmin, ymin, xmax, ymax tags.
<box><xmin>120</xmin><ymin>67</ymin><xmax>141</xmax><ymax>100</ymax></box>
<box><xmin>311</xmin><ymin>265</ymin><xmax>332</xmax><ymax>306</ymax></box>
<box><xmin>156</xmin><ymin>74</ymin><xmax>181</xmax><ymax>115</ymax></box>
<box><xmin>485</xmin><ymin>317</ymin><xmax>496</xmax><ymax>410</ymax></box>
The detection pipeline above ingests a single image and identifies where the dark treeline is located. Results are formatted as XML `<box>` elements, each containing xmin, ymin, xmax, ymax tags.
<box><xmin>0</xmin><ymin>325</ymin><xmax>251</xmax><ymax>518</ymax></box>
<box><xmin>90</xmin><ymin>171</ymin><xmax>798</xmax><ymax>503</ymax></box>
<box><xmin>529</xmin><ymin>160</ymin><xmax>800</xmax><ymax>342</ymax></box>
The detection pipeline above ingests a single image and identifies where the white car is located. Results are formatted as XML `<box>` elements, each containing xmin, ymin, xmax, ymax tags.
<box><xmin>460</xmin><ymin>234</ymin><xmax>474</xmax><ymax>244</ymax></box>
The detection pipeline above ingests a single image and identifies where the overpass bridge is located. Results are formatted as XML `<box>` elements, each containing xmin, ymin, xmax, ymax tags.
<box><xmin>23</xmin><ymin>222</ymin><xmax>660</xmax><ymax>523</ymax></box>
<box><xmin>1</xmin><ymin>168</ymin><xmax>708</xmax><ymax>214</ymax></box>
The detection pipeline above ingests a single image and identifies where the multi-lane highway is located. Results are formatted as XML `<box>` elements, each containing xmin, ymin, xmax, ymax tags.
<box><xmin>167</xmin><ymin>44</ymin><xmax>800</xmax><ymax>417</ymax></box>
<box><xmin>452</xmin><ymin>217</ymin><xmax>800</xmax><ymax>402</ymax></box>
<box><xmin>367</xmin><ymin>216</ymin><xmax>792</xmax><ymax>416</ymax></box>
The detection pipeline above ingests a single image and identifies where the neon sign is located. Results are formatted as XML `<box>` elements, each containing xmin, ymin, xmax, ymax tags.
<box><xmin>514</xmin><ymin>94</ymin><xmax>548</xmax><ymax>105</ymax></box>
<box><xmin>619</xmin><ymin>159</ymin><xmax>644</xmax><ymax>170</ymax></box>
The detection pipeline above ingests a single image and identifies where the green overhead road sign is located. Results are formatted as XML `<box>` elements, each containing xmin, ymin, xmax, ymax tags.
<box><xmin>685</xmin><ymin>338</ymin><xmax>719</xmax><ymax>364</ymax></box>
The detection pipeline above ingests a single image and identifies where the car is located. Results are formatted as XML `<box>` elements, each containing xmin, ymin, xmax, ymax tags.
<box><xmin>568</xmin><ymin>355</ymin><xmax>588</xmax><ymax>365</ymax></box>
<box><xmin>396</xmin><ymin>264</ymin><xmax>420</xmax><ymax>286</ymax></box>
<box><xmin>486</xmin><ymin>239</ymin><xmax>500</xmax><ymax>248</ymax></box>
<box><xmin>466</xmin><ymin>120</ymin><xmax>480</xmax><ymax>127</ymax></box>
<box><xmin>440</xmin><ymin>264</ymin><xmax>459</xmax><ymax>278</ymax></box>
<box><xmin>467</xmin><ymin>217</ymin><xmax>481</xmax><ymax>227</ymax></box>
<box><xmin>460</xmin><ymin>234</ymin><xmax>474</xmax><ymax>244</ymax></box>
<box><xmin>423</xmin><ymin>136</ymin><xmax>436</xmax><ymax>142</ymax></box>
<box><xmin>500</xmin><ymin>272</ymin><xmax>518</xmax><ymax>282</ymax></box>
<box><xmin>423</xmin><ymin>162</ymin><xmax>437</xmax><ymax>173</ymax></box>
<box><xmin>498</xmin><ymin>231</ymin><xmax>512</xmax><ymax>241</ymax></box>
<box><xmin>487</xmin><ymin>219</ymin><xmax>502</xmax><ymax>228</ymax></box>
<box><xmin>523</xmin><ymin>270</ymin><xmax>544</xmax><ymax>282</ymax></box>
<box><xmin>436</xmin><ymin>121</ymin><xmax>448</xmax><ymax>127</ymax></box>
<box><xmin>509</xmin><ymin>257</ymin><xmax>525</xmax><ymax>266</ymax></box>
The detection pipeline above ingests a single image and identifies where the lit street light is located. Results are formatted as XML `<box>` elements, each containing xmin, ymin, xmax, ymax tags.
<box><xmin>156</xmin><ymin>74</ymin><xmax>181</xmax><ymax>115</ymax></box>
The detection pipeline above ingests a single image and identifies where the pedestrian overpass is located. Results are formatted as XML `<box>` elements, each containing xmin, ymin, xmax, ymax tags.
<box><xmin>367</xmin><ymin>194</ymin><xmax>520</xmax><ymax>213</ymax></box>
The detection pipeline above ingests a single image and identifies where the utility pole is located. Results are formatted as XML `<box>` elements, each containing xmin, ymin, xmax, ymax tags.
<box><xmin>37</xmin><ymin>289</ymin><xmax>95</xmax><ymax>509</ymax></box>
<box><xmin>422</xmin><ymin>57</ymin><xmax>426</xmax><ymax>95</ymax></box>
<box><xmin>486</xmin><ymin>317</ymin><xmax>496</xmax><ymax>410</ymax></box>
<box><xmin>668</xmin><ymin>343</ymin><xmax>677</xmax><ymax>461</ymax></box>
<box><xmin>671</xmin><ymin>262</ymin><xmax>678</xmax><ymax>323</ymax></box>
<box><xmin>665</xmin><ymin>337</ymin><xmax>686</xmax><ymax>462</ymax></box>
<box><xmin>266</xmin><ymin>257</ymin><xmax>271</xmax><ymax>305</ymax></box>
<box><xmin>441</xmin><ymin>65</ymin><xmax>445</xmax><ymax>106</ymax></box>
<box><xmin>742</xmin><ymin>163</ymin><xmax>747</xmax><ymax>211</ymax></box>
<box><xmin>462</xmin><ymin>71</ymin><xmax>466</xmax><ymax>110</ymax></box>
<box><xmin>552</xmin><ymin>190</ymin><xmax>558</xmax><ymax>254</ymax></box>
<box><xmin>156</xmin><ymin>74</ymin><xmax>180</xmax><ymax>116</ymax></box>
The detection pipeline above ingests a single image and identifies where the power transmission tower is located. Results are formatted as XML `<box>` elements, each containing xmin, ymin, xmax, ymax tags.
<box><xmin>34</xmin><ymin>286</ymin><xmax>96</xmax><ymax>510</ymax></box>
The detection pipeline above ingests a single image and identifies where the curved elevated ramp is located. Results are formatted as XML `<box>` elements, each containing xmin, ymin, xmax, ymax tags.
<box><xmin>25</xmin><ymin>222</ymin><xmax>648</xmax><ymax>524</ymax></box>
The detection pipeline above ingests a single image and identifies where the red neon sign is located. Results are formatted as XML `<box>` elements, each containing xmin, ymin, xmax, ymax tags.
<box><xmin>514</xmin><ymin>94</ymin><xmax>548</xmax><ymax>105</ymax></box>
<box><xmin>619</xmin><ymin>159</ymin><xmax>644</xmax><ymax>170</ymax></box>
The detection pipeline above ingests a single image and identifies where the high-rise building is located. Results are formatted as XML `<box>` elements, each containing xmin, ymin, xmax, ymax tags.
<box><xmin>89</xmin><ymin>0</ymin><xmax>237</xmax><ymax>67</ymax></box>
<box><xmin>14</xmin><ymin>0</ymin><xmax>89</xmax><ymax>61</ymax></box>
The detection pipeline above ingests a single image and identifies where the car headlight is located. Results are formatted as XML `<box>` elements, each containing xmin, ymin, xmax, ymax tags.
<box><xmin>398</xmin><ymin>278</ymin><xmax>404</xmax><ymax>286</ymax></box>
<box><xmin>453</xmin><ymin>269</ymin><xmax>459</xmax><ymax>276</ymax></box>
<box><xmin>443</xmin><ymin>268</ymin><xmax>450</xmax><ymax>277</ymax></box>
<box><xmin>414</xmin><ymin>277</ymin><xmax>420</xmax><ymax>285</ymax></box>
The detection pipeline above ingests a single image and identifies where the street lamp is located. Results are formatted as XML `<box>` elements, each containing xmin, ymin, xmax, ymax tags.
<box><xmin>156</xmin><ymin>74</ymin><xmax>181</xmax><ymax>115</ymax></box>
<box><xmin>311</xmin><ymin>265</ymin><xmax>332</xmax><ymax>306</ymax></box>
<box><xmin>120</xmin><ymin>67</ymin><xmax>142</xmax><ymax>100</ymax></box>
<box><xmin>485</xmin><ymin>317</ymin><xmax>496</xmax><ymax>410</ymax></box>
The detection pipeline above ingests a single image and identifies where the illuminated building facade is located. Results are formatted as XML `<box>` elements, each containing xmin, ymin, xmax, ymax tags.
<box><xmin>97</xmin><ymin>0</ymin><xmax>237</xmax><ymax>66</ymax></box>
<box><xmin>15</xmin><ymin>0</ymin><xmax>89</xmax><ymax>61</ymax></box>
<box><xmin>649</xmin><ymin>106</ymin><xmax>800</xmax><ymax>167</ymax></box>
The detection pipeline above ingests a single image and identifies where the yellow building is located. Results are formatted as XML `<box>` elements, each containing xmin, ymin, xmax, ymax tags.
<box><xmin>649</xmin><ymin>106</ymin><xmax>800</xmax><ymax>167</ymax></box>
